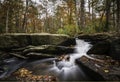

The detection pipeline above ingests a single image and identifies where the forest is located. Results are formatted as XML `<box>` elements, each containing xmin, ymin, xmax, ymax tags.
<box><xmin>0</xmin><ymin>0</ymin><xmax>120</xmax><ymax>81</ymax></box>
<box><xmin>0</xmin><ymin>0</ymin><xmax>120</xmax><ymax>35</ymax></box>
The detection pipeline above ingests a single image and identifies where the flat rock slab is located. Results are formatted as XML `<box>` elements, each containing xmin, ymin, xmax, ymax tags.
<box><xmin>22</xmin><ymin>45</ymin><xmax>74</xmax><ymax>55</ymax></box>
<box><xmin>77</xmin><ymin>33</ymin><xmax>112</xmax><ymax>44</ymax></box>
<box><xmin>0</xmin><ymin>33</ymin><xmax>69</xmax><ymax>50</ymax></box>
<box><xmin>76</xmin><ymin>55</ymin><xmax>120</xmax><ymax>81</ymax></box>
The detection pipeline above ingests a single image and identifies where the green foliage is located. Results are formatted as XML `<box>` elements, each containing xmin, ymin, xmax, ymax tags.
<box><xmin>57</xmin><ymin>24</ymin><xmax>77</xmax><ymax>36</ymax></box>
<box><xmin>81</xmin><ymin>19</ymin><xmax>106</xmax><ymax>34</ymax></box>
<box><xmin>57</xmin><ymin>19</ymin><xmax>107</xmax><ymax>35</ymax></box>
<box><xmin>0</xmin><ymin>0</ymin><xmax>119</xmax><ymax>34</ymax></box>
<box><xmin>82</xmin><ymin>25</ymin><xmax>96</xmax><ymax>34</ymax></box>
<box><xmin>0</xmin><ymin>24</ymin><xmax>5</xmax><ymax>33</ymax></box>
<box><xmin>95</xmin><ymin>22</ymin><xmax>106</xmax><ymax>32</ymax></box>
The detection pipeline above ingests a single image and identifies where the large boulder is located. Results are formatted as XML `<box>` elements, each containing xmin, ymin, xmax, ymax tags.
<box><xmin>78</xmin><ymin>33</ymin><xmax>111</xmax><ymax>55</ymax></box>
<box><xmin>110</xmin><ymin>38</ymin><xmax>120</xmax><ymax>60</ymax></box>
<box><xmin>77</xmin><ymin>33</ymin><xmax>111</xmax><ymax>45</ymax></box>
<box><xmin>87</xmin><ymin>40</ymin><xmax>111</xmax><ymax>55</ymax></box>
<box><xmin>0</xmin><ymin>33</ymin><xmax>69</xmax><ymax>50</ymax></box>
<box><xmin>78</xmin><ymin>33</ymin><xmax>120</xmax><ymax>60</ymax></box>
<box><xmin>76</xmin><ymin>56</ymin><xmax>105</xmax><ymax>81</ymax></box>
<box><xmin>76</xmin><ymin>55</ymin><xmax>120</xmax><ymax>81</ymax></box>
<box><xmin>58</xmin><ymin>38</ymin><xmax>76</xmax><ymax>46</ymax></box>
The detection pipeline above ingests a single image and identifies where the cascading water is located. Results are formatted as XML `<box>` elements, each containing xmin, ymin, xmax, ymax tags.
<box><xmin>48</xmin><ymin>39</ymin><xmax>92</xmax><ymax>81</ymax></box>
<box><xmin>0</xmin><ymin>39</ymin><xmax>93</xmax><ymax>80</ymax></box>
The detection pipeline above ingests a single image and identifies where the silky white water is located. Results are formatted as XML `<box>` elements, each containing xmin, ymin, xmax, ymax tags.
<box><xmin>0</xmin><ymin>39</ymin><xmax>93</xmax><ymax>80</ymax></box>
<box><xmin>48</xmin><ymin>39</ymin><xmax>92</xmax><ymax>80</ymax></box>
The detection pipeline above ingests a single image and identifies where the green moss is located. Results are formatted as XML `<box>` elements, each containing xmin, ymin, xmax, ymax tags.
<box><xmin>0</xmin><ymin>33</ymin><xmax>69</xmax><ymax>49</ymax></box>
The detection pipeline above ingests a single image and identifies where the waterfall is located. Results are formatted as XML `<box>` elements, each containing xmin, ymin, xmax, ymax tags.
<box><xmin>48</xmin><ymin>39</ymin><xmax>92</xmax><ymax>81</ymax></box>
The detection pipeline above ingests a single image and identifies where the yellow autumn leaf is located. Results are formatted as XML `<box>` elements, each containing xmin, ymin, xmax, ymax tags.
<box><xmin>104</xmin><ymin>70</ymin><xmax>109</xmax><ymax>73</ymax></box>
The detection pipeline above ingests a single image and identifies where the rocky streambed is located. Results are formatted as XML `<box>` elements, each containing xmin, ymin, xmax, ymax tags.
<box><xmin>77</xmin><ymin>33</ymin><xmax>120</xmax><ymax>81</ymax></box>
<box><xmin>0</xmin><ymin>33</ymin><xmax>120</xmax><ymax>81</ymax></box>
<box><xmin>0</xmin><ymin>33</ymin><xmax>76</xmax><ymax>81</ymax></box>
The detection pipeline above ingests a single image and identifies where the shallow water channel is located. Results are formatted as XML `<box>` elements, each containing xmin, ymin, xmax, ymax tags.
<box><xmin>23</xmin><ymin>39</ymin><xmax>93</xmax><ymax>81</ymax></box>
<box><xmin>0</xmin><ymin>39</ymin><xmax>95</xmax><ymax>81</ymax></box>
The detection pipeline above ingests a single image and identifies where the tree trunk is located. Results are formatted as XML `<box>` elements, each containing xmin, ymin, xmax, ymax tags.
<box><xmin>105</xmin><ymin>0</ymin><xmax>111</xmax><ymax>32</ymax></box>
<box><xmin>80</xmin><ymin>0</ymin><xmax>85</xmax><ymax>28</ymax></box>
<box><xmin>0</xmin><ymin>0</ymin><xmax>1</xmax><ymax>4</ymax></box>
<box><xmin>22</xmin><ymin>0</ymin><xmax>28</xmax><ymax>32</ymax></box>
<box><xmin>6</xmin><ymin>7</ymin><xmax>9</xmax><ymax>33</ymax></box>
<box><xmin>77</xmin><ymin>0</ymin><xmax>81</xmax><ymax>30</ymax></box>
<box><xmin>68</xmin><ymin>7</ymin><xmax>72</xmax><ymax>25</ymax></box>
<box><xmin>112</xmin><ymin>1</ymin><xmax>116</xmax><ymax>29</ymax></box>
<box><xmin>91</xmin><ymin>0</ymin><xmax>94</xmax><ymax>21</ymax></box>
<box><xmin>116</xmin><ymin>0</ymin><xmax>120</xmax><ymax>33</ymax></box>
<box><xmin>15</xmin><ymin>10</ymin><xmax>20</xmax><ymax>32</ymax></box>
<box><xmin>74</xmin><ymin>0</ymin><xmax>79</xmax><ymax>32</ymax></box>
<box><xmin>88</xmin><ymin>0</ymin><xmax>91</xmax><ymax>20</ymax></box>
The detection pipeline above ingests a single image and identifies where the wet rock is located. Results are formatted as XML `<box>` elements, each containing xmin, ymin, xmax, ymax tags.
<box><xmin>3</xmin><ymin>57</ymin><xmax>19</xmax><ymax>64</ymax></box>
<box><xmin>58</xmin><ymin>38</ymin><xmax>76</xmax><ymax>46</ymax></box>
<box><xmin>23</xmin><ymin>45</ymin><xmax>75</xmax><ymax>55</ymax></box>
<box><xmin>0</xmin><ymin>68</ymin><xmax>4</xmax><ymax>75</ymax></box>
<box><xmin>110</xmin><ymin>38</ymin><xmax>120</xmax><ymax>60</ymax></box>
<box><xmin>86</xmin><ymin>36</ymin><xmax>120</xmax><ymax>60</ymax></box>
<box><xmin>25</xmin><ymin>53</ymin><xmax>54</xmax><ymax>59</ymax></box>
<box><xmin>9</xmin><ymin>53</ymin><xmax>28</xmax><ymax>59</ymax></box>
<box><xmin>78</xmin><ymin>33</ymin><xmax>120</xmax><ymax>60</ymax></box>
<box><xmin>77</xmin><ymin>33</ymin><xmax>111</xmax><ymax>45</ymax></box>
<box><xmin>87</xmin><ymin>40</ymin><xmax>111</xmax><ymax>55</ymax></box>
<box><xmin>76</xmin><ymin>55</ymin><xmax>120</xmax><ymax>81</ymax></box>
<box><xmin>57</xmin><ymin>55</ymin><xmax>70</xmax><ymax>61</ymax></box>
<box><xmin>76</xmin><ymin>56</ymin><xmax>105</xmax><ymax>81</ymax></box>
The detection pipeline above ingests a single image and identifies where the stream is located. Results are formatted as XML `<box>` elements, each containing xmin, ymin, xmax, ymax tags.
<box><xmin>47</xmin><ymin>39</ymin><xmax>92</xmax><ymax>81</ymax></box>
<box><xmin>0</xmin><ymin>39</ymin><xmax>93</xmax><ymax>81</ymax></box>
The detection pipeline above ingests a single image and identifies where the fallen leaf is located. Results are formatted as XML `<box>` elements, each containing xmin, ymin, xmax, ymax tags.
<box><xmin>104</xmin><ymin>69</ymin><xmax>109</xmax><ymax>73</ymax></box>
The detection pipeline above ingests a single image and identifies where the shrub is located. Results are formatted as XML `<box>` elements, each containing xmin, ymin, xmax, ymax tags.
<box><xmin>57</xmin><ymin>24</ymin><xmax>77</xmax><ymax>36</ymax></box>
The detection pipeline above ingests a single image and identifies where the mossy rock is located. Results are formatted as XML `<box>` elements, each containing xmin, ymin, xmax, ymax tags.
<box><xmin>0</xmin><ymin>33</ymin><xmax>69</xmax><ymax>50</ymax></box>
<box><xmin>23</xmin><ymin>45</ymin><xmax>75</xmax><ymax>55</ymax></box>
<box><xmin>77</xmin><ymin>33</ymin><xmax>111</xmax><ymax>44</ymax></box>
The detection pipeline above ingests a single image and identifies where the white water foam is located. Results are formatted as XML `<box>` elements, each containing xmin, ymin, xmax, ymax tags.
<box><xmin>48</xmin><ymin>39</ymin><xmax>92</xmax><ymax>80</ymax></box>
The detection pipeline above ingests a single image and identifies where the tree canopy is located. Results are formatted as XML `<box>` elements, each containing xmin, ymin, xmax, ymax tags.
<box><xmin>0</xmin><ymin>0</ymin><xmax>119</xmax><ymax>35</ymax></box>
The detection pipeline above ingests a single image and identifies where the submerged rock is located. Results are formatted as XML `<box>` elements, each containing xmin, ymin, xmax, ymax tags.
<box><xmin>0</xmin><ymin>57</ymin><xmax>26</xmax><ymax>79</ymax></box>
